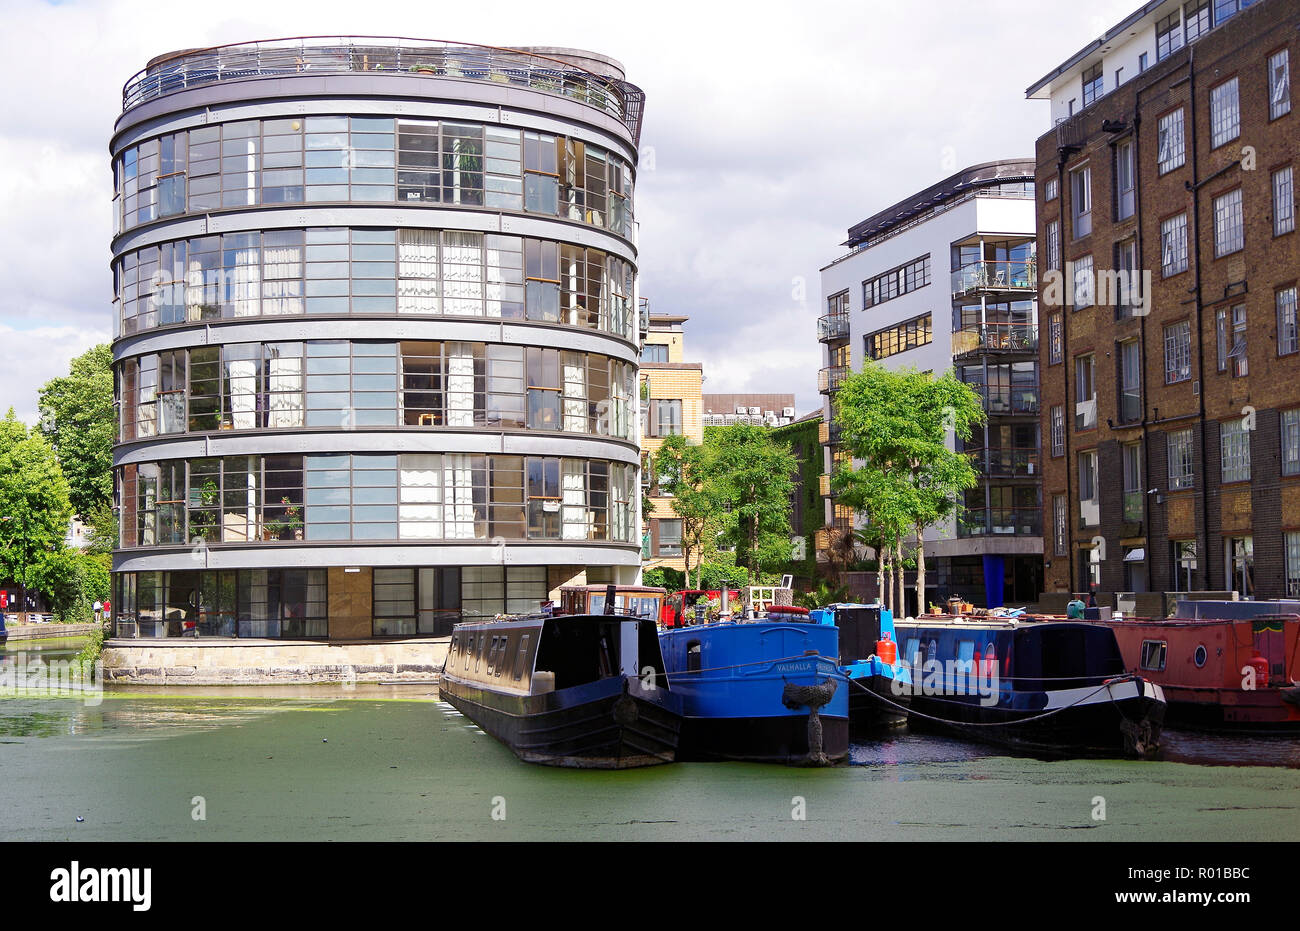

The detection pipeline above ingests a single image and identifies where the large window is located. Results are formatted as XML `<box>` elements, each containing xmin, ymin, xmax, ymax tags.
<box><xmin>1171</xmin><ymin>541</ymin><xmax>1198</xmax><ymax>592</ymax></box>
<box><xmin>1053</xmin><ymin>494</ymin><xmax>1068</xmax><ymax>556</ymax></box>
<box><xmin>1050</xmin><ymin>405</ymin><xmax>1065</xmax><ymax>457</ymax></box>
<box><xmin>1082</xmin><ymin>63</ymin><xmax>1103</xmax><ymax>107</ymax></box>
<box><xmin>657</xmin><ymin>519</ymin><xmax>683</xmax><ymax>557</ymax></box>
<box><xmin>1283</xmin><ymin>409</ymin><xmax>1300</xmax><ymax>476</ymax></box>
<box><xmin>1278</xmin><ymin>287</ymin><xmax>1299</xmax><ymax>356</ymax></box>
<box><xmin>114</xmin><ymin>115</ymin><xmax>634</xmax><ymax>238</ymax></box>
<box><xmin>1184</xmin><ymin>0</ymin><xmax>1211</xmax><ymax>42</ymax></box>
<box><xmin>1114</xmin><ymin>140</ymin><xmax>1135</xmax><ymax>219</ymax></box>
<box><xmin>1216</xmin><ymin>304</ymin><xmax>1247</xmax><ymax>376</ymax></box>
<box><xmin>864</xmin><ymin>313</ymin><xmax>932</xmax><ymax>360</ymax></box>
<box><xmin>1118</xmin><ymin>339</ymin><xmax>1141</xmax><ymax>423</ymax></box>
<box><xmin>1273</xmin><ymin>167</ymin><xmax>1295</xmax><ymax>237</ymax></box>
<box><xmin>1210</xmin><ymin>78</ymin><xmax>1240</xmax><ymax>149</ymax></box>
<box><xmin>1070</xmin><ymin>164</ymin><xmax>1091</xmax><ymax>239</ymax></box>
<box><xmin>1156</xmin><ymin>10</ymin><xmax>1184</xmax><ymax>62</ymax></box>
<box><xmin>1045</xmin><ymin>219</ymin><xmax>1061</xmax><ymax>271</ymax></box>
<box><xmin>373</xmin><ymin>567</ymin><xmax>461</xmax><ymax>636</ymax></box>
<box><xmin>1213</xmin><ymin>189</ymin><xmax>1244</xmax><ymax>257</ymax></box>
<box><xmin>1072</xmin><ymin>254</ymin><xmax>1094</xmax><ymax>308</ymax></box>
<box><xmin>1164</xmin><ymin>320</ymin><xmax>1192</xmax><ymax>383</ymax></box>
<box><xmin>1220</xmin><ymin>418</ymin><xmax>1251</xmax><ymax>484</ymax></box>
<box><xmin>862</xmin><ymin>255</ymin><xmax>930</xmax><ymax>309</ymax></box>
<box><xmin>1271</xmin><ymin>49</ymin><xmax>1292</xmax><ymax>120</ymax></box>
<box><xmin>118</xmin><ymin>453</ymin><xmax>637</xmax><ymax>547</ymax></box>
<box><xmin>1167</xmin><ymin>428</ymin><xmax>1195</xmax><ymax>490</ymax></box>
<box><xmin>1048</xmin><ymin>312</ymin><xmax>1062</xmax><ymax>364</ymax></box>
<box><xmin>647</xmin><ymin>399</ymin><xmax>683</xmax><ymax>438</ymax></box>
<box><xmin>1157</xmin><ymin>109</ymin><xmax>1186</xmax><ymax>174</ymax></box>
<box><xmin>112</xmin><ymin>568</ymin><xmax>326</xmax><ymax>639</ymax></box>
<box><xmin>1161</xmin><ymin>213</ymin><xmax>1189</xmax><ymax>276</ymax></box>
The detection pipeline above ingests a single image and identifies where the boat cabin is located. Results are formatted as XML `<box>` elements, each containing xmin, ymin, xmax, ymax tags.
<box><xmin>557</xmin><ymin>585</ymin><xmax>666</xmax><ymax>621</ymax></box>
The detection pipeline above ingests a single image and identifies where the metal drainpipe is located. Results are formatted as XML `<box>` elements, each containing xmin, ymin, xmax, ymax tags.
<box><xmin>1132</xmin><ymin>90</ymin><xmax>1151</xmax><ymax>590</ymax></box>
<box><xmin>1056</xmin><ymin>150</ymin><xmax>1073</xmax><ymax>594</ymax></box>
<box><xmin>1185</xmin><ymin>46</ymin><xmax>1212</xmax><ymax>590</ymax></box>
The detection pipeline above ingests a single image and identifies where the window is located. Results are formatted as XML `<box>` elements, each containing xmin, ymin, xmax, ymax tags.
<box><xmin>1220</xmin><ymin>418</ymin><xmax>1251</xmax><ymax>483</ymax></box>
<box><xmin>1213</xmin><ymin>189</ymin><xmax>1243</xmax><ymax>256</ymax></box>
<box><xmin>1118</xmin><ymin>339</ymin><xmax>1141</xmax><ymax>423</ymax></box>
<box><xmin>1156</xmin><ymin>11</ymin><xmax>1184</xmax><ymax>62</ymax></box>
<box><xmin>373</xmin><ymin>567</ymin><xmax>460</xmax><ymax>636</ymax></box>
<box><xmin>1044</xmin><ymin>178</ymin><xmax>1058</xmax><ymax>202</ymax></box>
<box><xmin>1164</xmin><ymin>320</ymin><xmax>1192</xmax><ymax>383</ymax></box>
<box><xmin>1075</xmin><ymin>353</ymin><xmax>1096</xmax><ymax>430</ymax></box>
<box><xmin>640</xmin><ymin>344</ymin><xmax>668</xmax><ymax>363</ymax></box>
<box><xmin>1273</xmin><ymin>167</ymin><xmax>1295</xmax><ymax>236</ymax></box>
<box><xmin>1216</xmin><ymin>304</ymin><xmax>1247</xmax><ymax>375</ymax></box>
<box><xmin>862</xmin><ymin>255</ymin><xmax>930</xmax><ymax>308</ymax></box>
<box><xmin>1113</xmin><ymin>239</ymin><xmax>1139</xmax><ymax>318</ymax></box>
<box><xmin>1288</xmin><ymin>533</ymin><xmax>1300</xmax><ymax>597</ymax></box>
<box><xmin>1122</xmin><ymin>443</ymin><xmax>1143</xmax><ymax>522</ymax></box>
<box><xmin>1045</xmin><ymin>219</ymin><xmax>1060</xmax><ymax>271</ymax></box>
<box><xmin>1082</xmin><ymin>63</ymin><xmax>1103</xmax><ymax>107</ymax></box>
<box><xmin>657</xmin><ymin>519</ymin><xmax>682</xmax><ymax>557</ymax></box>
<box><xmin>1157</xmin><ymin>109</ymin><xmax>1186</xmax><ymax>174</ymax></box>
<box><xmin>1161</xmin><ymin>213</ymin><xmax>1189</xmax><ymax>276</ymax></box>
<box><xmin>1139</xmin><ymin>52</ymin><xmax>1149</xmax><ymax>73</ymax></box>
<box><xmin>1278</xmin><ymin>287</ymin><xmax>1299</xmax><ymax>355</ymax></box>
<box><xmin>1214</xmin><ymin>0</ymin><xmax>1251</xmax><ymax>26</ymax></box>
<box><xmin>1270</xmin><ymin>49</ymin><xmax>1292</xmax><ymax>120</ymax></box>
<box><xmin>1227</xmin><ymin>536</ymin><xmax>1253</xmax><ymax>598</ymax></box>
<box><xmin>1172</xmin><ymin>541</ymin><xmax>1198</xmax><ymax>591</ymax></box>
<box><xmin>864</xmin><ymin>313</ymin><xmax>932</xmax><ymax>360</ymax></box>
<box><xmin>648</xmin><ymin>399</ymin><xmax>683</xmax><ymax>437</ymax></box>
<box><xmin>1168</xmin><ymin>428</ymin><xmax>1195</xmax><ymax>490</ymax></box>
<box><xmin>1283</xmin><ymin>409</ymin><xmax>1300</xmax><ymax>476</ymax></box>
<box><xmin>1071</xmin><ymin>164</ymin><xmax>1091</xmax><ymax>238</ymax></box>
<box><xmin>1072</xmin><ymin>254</ymin><xmax>1094</xmax><ymax>308</ymax></box>
<box><xmin>1050</xmin><ymin>405</ymin><xmax>1065</xmax><ymax>457</ymax></box>
<box><xmin>1114</xmin><ymin>140</ymin><xmax>1135</xmax><ymax>219</ymax></box>
<box><xmin>1053</xmin><ymin>494</ymin><xmax>1068</xmax><ymax>555</ymax></box>
<box><xmin>1078</xmin><ymin>450</ymin><xmax>1098</xmax><ymax>506</ymax></box>
<box><xmin>1140</xmin><ymin>640</ymin><xmax>1168</xmax><ymax>672</ymax></box>
<box><xmin>1048</xmin><ymin>313</ymin><xmax>1062</xmax><ymax>364</ymax></box>
<box><xmin>1210</xmin><ymin>78</ymin><xmax>1240</xmax><ymax>148</ymax></box>
<box><xmin>1184</xmin><ymin>1</ymin><xmax>1210</xmax><ymax>42</ymax></box>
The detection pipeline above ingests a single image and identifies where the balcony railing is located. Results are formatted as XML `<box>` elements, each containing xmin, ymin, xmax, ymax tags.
<box><xmin>120</xmin><ymin>36</ymin><xmax>644</xmax><ymax>143</ymax></box>
<box><xmin>964</xmin><ymin>383</ymin><xmax>1041</xmax><ymax>415</ymax></box>
<box><xmin>818</xmin><ymin>421</ymin><xmax>842</xmax><ymax>446</ymax></box>
<box><xmin>818</xmin><ymin>364</ymin><xmax>849</xmax><ymax>394</ymax></box>
<box><xmin>965</xmin><ymin>447</ymin><xmax>1041</xmax><ymax>477</ymax></box>
<box><xmin>957</xmin><ymin>507</ymin><xmax>1041</xmax><ymax>538</ymax></box>
<box><xmin>817</xmin><ymin>312</ymin><xmax>850</xmax><ymax>342</ymax></box>
<box><xmin>951</xmin><ymin>323</ymin><xmax>1038</xmax><ymax>357</ymax></box>
<box><xmin>1123</xmin><ymin>491</ymin><xmax>1144</xmax><ymax>523</ymax></box>
<box><xmin>818</xmin><ymin>474</ymin><xmax>833</xmax><ymax>498</ymax></box>
<box><xmin>951</xmin><ymin>259</ymin><xmax>1037</xmax><ymax>297</ymax></box>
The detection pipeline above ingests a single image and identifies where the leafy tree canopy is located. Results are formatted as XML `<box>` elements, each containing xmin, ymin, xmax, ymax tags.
<box><xmin>38</xmin><ymin>344</ymin><xmax>114</xmax><ymax>519</ymax></box>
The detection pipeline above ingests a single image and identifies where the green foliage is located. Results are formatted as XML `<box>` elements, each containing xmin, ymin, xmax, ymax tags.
<box><xmin>0</xmin><ymin>409</ymin><xmax>74</xmax><ymax>592</ymax></box>
<box><xmin>83</xmin><ymin>501</ymin><xmax>119</xmax><ymax>556</ymax></box>
<box><xmin>641</xmin><ymin>566</ymin><xmax>685</xmax><ymax>592</ymax></box>
<box><xmin>76</xmin><ymin>626</ymin><xmax>105</xmax><ymax>674</ymax></box>
<box><xmin>794</xmin><ymin>577</ymin><xmax>852</xmax><ymax>610</ymax></box>
<box><xmin>652</xmin><ymin>432</ymin><xmax>723</xmax><ymax>589</ymax></box>
<box><xmin>770</xmin><ymin>415</ymin><xmax>825</xmax><ymax>581</ymax></box>
<box><xmin>703</xmin><ymin>423</ymin><xmax>798</xmax><ymax>579</ymax></box>
<box><xmin>37</xmin><ymin>344</ymin><xmax>114</xmax><ymax>519</ymax></box>
<box><xmin>28</xmin><ymin>548</ymin><xmax>111</xmax><ymax>622</ymax></box>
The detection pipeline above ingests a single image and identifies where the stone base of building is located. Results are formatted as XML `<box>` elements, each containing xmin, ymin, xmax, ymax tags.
<box><xmin>102</xmin><ymin>637</ymin><xmax>449</xmax><ymax>685</ymax></box>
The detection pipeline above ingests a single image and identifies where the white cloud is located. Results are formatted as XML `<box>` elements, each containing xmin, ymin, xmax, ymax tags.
<box><xmin>0</xmin><ymin>324</ymin><xmax>112</xmax><ymax>425</ymax></box>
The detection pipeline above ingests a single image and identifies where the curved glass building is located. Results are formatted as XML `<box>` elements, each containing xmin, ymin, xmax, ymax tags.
<box><xmin>109</xmin><ymin>39</ymin><xmax>645</xmax><ymax>640</ymax></box>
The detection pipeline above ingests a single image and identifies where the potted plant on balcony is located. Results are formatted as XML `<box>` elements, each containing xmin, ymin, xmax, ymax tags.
<box><xmin>410</xmin><ymin>62</ymin><xmax>439</xmax><ymax>75</ymax></box>
<box><xmin>263</xmin><ymin>497</ymin><xmax>303</xmax><ymax>541</ymax></box>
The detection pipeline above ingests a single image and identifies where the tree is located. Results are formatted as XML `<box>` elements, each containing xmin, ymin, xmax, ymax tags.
<box><xmin>652</xmin><ymin>432</ymin><xmax>721</xmax><ymax>591</ymax></box>
<box><xmin>38</xmin><ymin>344</ymin><xmax>114</xmax><ymax>519</ymax></box>
<box><xmin>832</xmin><ymin>361</ymin><xmax>984</xmax><ymax>614</ymax></box>
<box><xmin>704</xmin><ymin>423</ymin><xmax>798</xmax><ymax>584</ymax></box>
<box><xmin>29</xmin><ymin>548</ymin><xmax>111</xmax><ymax>623</ymax></box>
<box><xmin>0</xmin><ymin>409</ymin><xmax>74</xmax><ymax>617</ymax></box>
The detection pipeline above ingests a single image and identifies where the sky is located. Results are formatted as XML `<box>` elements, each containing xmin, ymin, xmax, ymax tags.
<box><xmin>0</xmin><ymin>0</ymin><xmax>1139</xmax><ymax>424</ymax></box>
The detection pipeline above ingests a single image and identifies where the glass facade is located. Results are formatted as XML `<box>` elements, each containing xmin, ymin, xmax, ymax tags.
<box><xmin>111</xmin><ymin>44</ymin><xmax>642</xmax><ymax>640</ymax></box>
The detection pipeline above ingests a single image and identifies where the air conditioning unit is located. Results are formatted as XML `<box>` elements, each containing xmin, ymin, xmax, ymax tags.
<box><xmin>782</xmin><ymin>407</ymin><xmax>795</xmax><ymax>418</ymax></box>
<box><xmin>748</xmin><ymin>406</ymin><xmax>760</xmax><ymax>415</ymax></box>
<box><xmin>764</xmin><ymin>411</ymin><xmax>774</xmax><ymax>419</ymax></box>
<box><xmin>736</xmin><ymin>405</ymin><xmax>747</xmax><ymax>415</ymax></box>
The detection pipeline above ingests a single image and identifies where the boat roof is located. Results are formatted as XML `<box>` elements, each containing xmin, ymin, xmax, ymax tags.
<box><xmin>560</xmin><ymin>584</ymin><xmax>667</xmax><ymax>594</ymax></box>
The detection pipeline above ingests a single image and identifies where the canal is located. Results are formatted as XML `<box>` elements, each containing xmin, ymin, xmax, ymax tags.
<box><xmin>1</xmin><ymin>638</ymin><xmax>1298</xmax><ymax>841</ymax></box>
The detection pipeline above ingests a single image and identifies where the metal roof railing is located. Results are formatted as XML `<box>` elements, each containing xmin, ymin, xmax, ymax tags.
<box><xmin>121</xmin><ymin>36</ymin><xmax>645</xmax><ymax>145</ymax></box>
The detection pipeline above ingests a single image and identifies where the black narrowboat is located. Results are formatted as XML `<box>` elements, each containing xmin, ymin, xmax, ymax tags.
<box><xmin>439</xmin><ymin>613</ymin><xmax>684</xmax><ymax>769</ymax></box>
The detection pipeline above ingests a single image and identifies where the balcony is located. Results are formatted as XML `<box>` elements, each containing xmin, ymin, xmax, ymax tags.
<box><xmin>818</xmin><ymin>421</ymin><xmax>842</xmax><ymax>446</ymax></box>
<box><xmin>951</xmin><ymin>259</ymin><xmax>1037</xmax><ymax>298</ymax></box>
<box><xmin>965</xmin><ymin>383</ymin><xmax>1040</xmax><ymax>415</ymax></box>
<box><xmin>817</xmin><ymin>312</ymin><xmax>850</xmax><ymax>342</ymax></box>
<box><xmin>1075</xmin><ymin>397</ymin><xmax>1098</xmax><ymax>430</ymax></box>
<box><xmin>966</xmin><ymin>447</ymin><xmax>1040</xmax><ymax>477</ymax></box>
<box><xmin>957</xmin><ymin>507</ymin><xmax>1041</xmax><ymax>538</ymax></box>
<box><xmin>818</xmin><ymin>473</ymin><xmax>834</xmax><ymax>498</ymax></box>
<box><xmin>951</xmin><ymin>323</ymin><xmax>1038</xmax><ymax>358</ymax></box>
<box><xmin>120</xmin><ymin>38</ymin><xmax>644</xmax><ymax>143</ymax></box>
<box><xmin>818</xmin><ymin>364</ymin><xmax>848</xmax><ymax>394</ymax></box>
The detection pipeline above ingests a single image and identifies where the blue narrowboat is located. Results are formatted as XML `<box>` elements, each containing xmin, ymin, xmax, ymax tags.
<box><xmin>659</xmin><ymin>611</ymin><xmax>850</xmax><ymax>765</ymax></box>
<box><xmin>810</xmin><ymin>603</ymin><xmax>911</xmax><ymax>728</ymax></box>
<box><xmin>893</xmin><ymin>616</ymin><xmax>1166</xmax><ymax>758</ymax></box>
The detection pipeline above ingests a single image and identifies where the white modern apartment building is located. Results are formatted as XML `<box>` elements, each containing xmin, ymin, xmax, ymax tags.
<box><xmin>817</xmin><ymin>161</ymin><xmax>1043</xmax><ymax>611</ymax></box>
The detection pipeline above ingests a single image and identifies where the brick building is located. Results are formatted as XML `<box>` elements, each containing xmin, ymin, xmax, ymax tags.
<box><xmin>1027</xmin><ymin>0</ymin><xmax>1299</xmax><ymax>598</ymax></box>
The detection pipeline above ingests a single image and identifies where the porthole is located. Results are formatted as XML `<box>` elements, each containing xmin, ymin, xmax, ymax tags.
<box><xmin>1194</xmin><ymin>644</ymin><xmax>1207</xmax><ymax>668</ymax></box>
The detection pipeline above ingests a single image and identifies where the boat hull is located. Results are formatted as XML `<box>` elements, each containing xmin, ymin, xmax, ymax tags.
<box><xmin>677</xmin><ymin>713</ymin><xmax>849</xmax><ymax>766</ymax></box>
<box><xmin>846</xmin><ymin>671</ymin><xmax>909</xmax><ymax>729</ymax></box>
<box><xmin>441</xmin><ymin>674</ymin><xmax>682</xmax><ymax>769</ymax></box>
<box><xmin>905</xmin><ymin>678</ymin><xmax>1166</xmax><ymax>759</ymax></box>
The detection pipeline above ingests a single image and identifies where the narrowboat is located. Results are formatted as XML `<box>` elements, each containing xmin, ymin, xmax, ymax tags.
<box><xmin>893</xmin><ymin>616</ymin><xmax>1165</xmax><ymax>759</ymax></box>
<box><xmin>810</xmin><ymin>603</ymin><xmax>912</xmax><ymax>729</ymax></box>
<box><xmin>659</xmin><ymin>588</ymin><xmax>741</xmax><ymax>628</ymax></box>
<box><xmin>659</xmin><ymin>612</ymin><xmax>850</xmax><ymax>765</ymax></box>
<box><xmin>1106</xmin><ymin>600</ymin><xmax>1300</xmax><ymax>734</ymax></box>
<box><xmin>440</xmin><ymin>613</ymin><xmax>683</xmax><ymax>769</ymax></box>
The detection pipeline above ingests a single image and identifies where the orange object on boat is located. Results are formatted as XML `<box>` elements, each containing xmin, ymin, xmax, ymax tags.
<box><xmin>876</xmin><ymin>632</ymin><xmax>897</xmax><ymax>665</ymax></box>
<box><xmin>1247</xmin><ymin>653</ymin><xmax>1270</xmax><ymax>689</ymax></box>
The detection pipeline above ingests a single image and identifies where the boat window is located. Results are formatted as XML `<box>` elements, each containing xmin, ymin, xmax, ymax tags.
<box><xmin>1139</xmin><ymin>639</ymin><xmax>1167</xmax><ymax>671</ymax></box>
<box><xmin>495</xmin><ymin>636</ymin><xmax>508</xmax><ymax>677</ymax></box>
<box><xmin>513</xmin><ymin>634</ymin><xmax>530</xmax><ymax>680</ymax></box>
<box><xmin>904</xmin><ymin>638</ymin><xmax>920</xmax><ymax>665</ymax></box>
<box><xmin>1193</xmin><ymin>644</ymin><xmax>1207</xmax><ymax>668</ymax></box>
<box><xmin>475</xmin><ymin>633</ymin><xmax>486</xmax><ymax>673</ymax></box>
<box><xmin>686</xmin><ymin>640</ymin><xmax>701</xmax><ymax>672</ymax></box>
